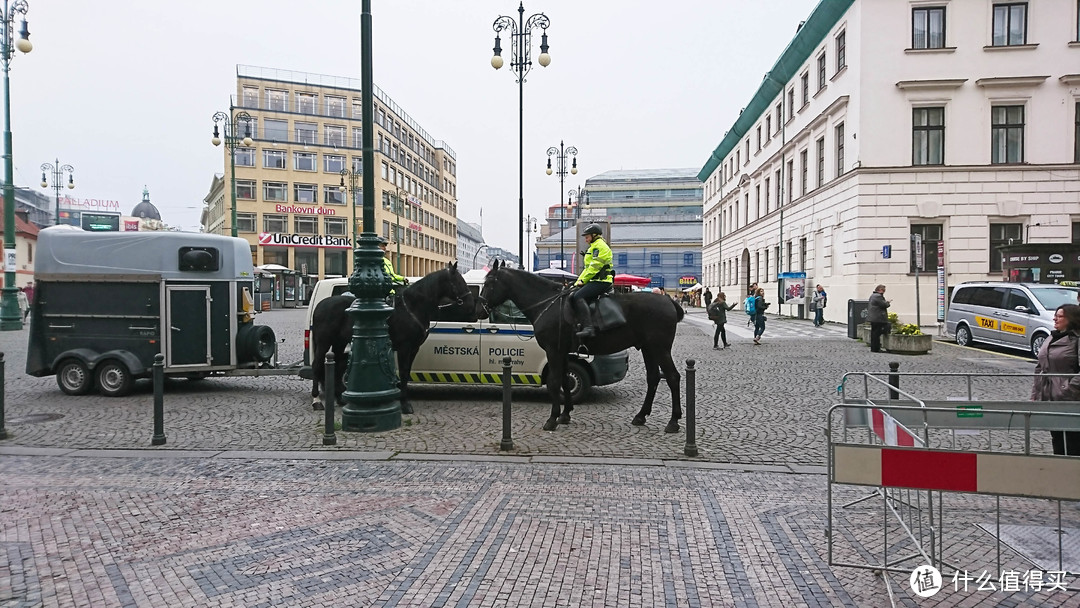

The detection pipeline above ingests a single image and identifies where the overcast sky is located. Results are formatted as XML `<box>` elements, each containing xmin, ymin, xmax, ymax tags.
<box><xmin>13</xmin><ymin>0</ymin><xmax>816</xmax><ymax>254</ymax></box>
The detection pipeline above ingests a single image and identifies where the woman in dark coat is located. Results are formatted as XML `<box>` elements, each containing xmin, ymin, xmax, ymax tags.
<box><xmin>708</xmin><ymin>292</ymin><xmax>737</xmax><ymax>349</ymax></box>
<box><xmin>1031</xmin><ymin>304</ymin><xmax>1080</xmax><ymax>455</ymax></box>
<box><xmin>752</xmin><ymin>288</ymin><xmax>768</xmax><ymax>345</ymax></box>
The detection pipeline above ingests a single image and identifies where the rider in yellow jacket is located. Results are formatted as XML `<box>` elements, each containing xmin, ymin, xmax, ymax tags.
<box><xmin>378</xmin><ymin>237</ymin><xmax>407</xmax><ymax>288</ymax></box>
<box><xmin>571</xmin><ymin>224</ymin><xmax>613</xmax><ymax>338</ymax></box>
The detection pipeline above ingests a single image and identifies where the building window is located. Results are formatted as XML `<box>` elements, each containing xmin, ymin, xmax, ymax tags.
<box><xmin>325</xmin><ymin>217</ymin><xmax>346</xmax><ymax>236</ymax></box>
<box><xmin>835</xmin><ymin>30</ymin><xmax>846</xmax><ymax>70</ymax></box>
<box><xmin>816</xmin><ymin>137</ymin><xmax>825</xmax><ymax>187</ymax></box>
<box><xmin>835</xmin><ymin>123</ymin><xmax>845</xmax><ymax>177</ymax></box>
<box><xmin>295</xmin><ymin>122</ymin><xmax>317</xmax><ymax>145</ymax></box>
<box><xmin>266</xmin><ymin>89</ymin><xmax>287</xmax><ymax>112</ymax></box>
<box><xmin>992</xmin><ymin>3</ymin><xmax>1027</xmax><ymax>46</ymax></box>
<box><xmin>817</xmin><ymin>52</ymin><xmax>827</xmax><ymax>90</ymax></box>
<box><xmin>263</xmin><ymin>149</ymin><xmax>286</xmax><ymax>169</ymax></box>
<box><xmin>800</xmin><ymin>72</ymin><xmax>809</xmax><ymax>107</ymax></box>
<box><xmin>650</xmin><ymin>253</ymin><xmax>661</xmax><ymax>266</ymax></box>
<box><xmin>765</xmin><ymin>116</ymin><xmax>772</xmax><ymax>141</ymax></box>
<box><xmin>324</xmin><ymin>185</ymin><xmax>345</xmax><ymax>205</ymax></box>
<box><xmin>263</xmin><ymin>119</ymin><xmax>288</xmax><ymax>142</ymax></box>
<box><xmin>775</xmin><ymin>169</ymin><xmax>782</xmax><ymax>205</ymax></box>
<box><xmin>1073</xmin><ymin>221</ymin><xmax>1080</xmax><ymax>244</ymax></box>
<box><xmin>352</xmin><ymin>156</ymin><xmax>363</xmax><ymax>174</ymax></box>
<box><xmin>294</xmin><ymin>215</ymin><xmax>317</xmax><ymax>235</ymax></box>
<box><xmin>263</xmin><ymin>182</ymin><xmax>287</xmax><ymax>202</ymax></box>
<box><xmin>756</xmin><ymin>127</ymin><xmax>762</xmax><ymax>151</ymax></box>
<box><xmin>763</xmin><ymin>180</ymin><xmax>769</xmax><ymax>214</ymax></box>
<box><xmin>235</xmin><ymin>180</ymin><xmax>256</xmax><ymax>200</ymax></box>
<box><xmin>1075</xmin><ymin>102</ymin><xmax>1080</xmax><ymax>163</ymax></box>
<box><xmin>353</xmin><ymin>127</ymin><xmax>363</xmax><ymax>149</ymax></box>
<box><xmin>294</xmin><ymin>152</ymin><xmax>316</xmax><ymax>172</ymax></box>
<box><xmin>326</xmin><ymin>96</ymin><xmax>346</xmax><ymax>118</ymax></box>
<box><xmin>234</xmin><ymin>147</ymin><xmax>255</xmax><ymax>167</ymax></box>
<box><xmin>324</xmin><ymin>154</ymin><xmax>345</xmax><ymax>173</ymax></box>
<box><xmin>786</xmin><ymin>161</ymin><xmax>793</xmax><ymax>205</ymax></box>
<box><xmin>294</xmin><ymin>183</ymin><xmax>317</xmax><ymax>203</ymax></box>
<box><xmin>787</xmin><ymin>88</ymin><xmax>795</xmax><ymax>120</ymax></box>
<box><xmin>617</xmin><ymin>252</ymin><xmax>628</xmax><ymax>266</ymax></box>
<box><xmin>236</xmin><ymin>212</ymin><xmax>256</xmax><ymax>233</ymax></box>
<box><xmin>799</xmin><ymin>150</ymin><xmax>808</xmax><ymax>195</ymax></box>
<box><xmin>242</xmin><ymin>87</ymin><xmax>259</xmax><ymax>109</ymax></box>
<box><xmin>912</xmin><ymin>6</ymin><xmax>946</xmax><ymax>49</ymax></box>
<box><xmin>263</xmin><ymin>213</ymin><xmax>287</xmax><ymax>232</ymax></box>
<box><xmin>989</xmin><ymin>223</ymin><xmax>1022</xmax><ymax>272</ymax></box>
<box><xmin>991</xmin><ymin>105</ymin><xmax>1024</xmax><ymax>164</ymax></box>
<box><xmin>910</xmin><ymin>224</ymin><xmax>942</xmax><ymax>272</ymax></box>
<box><xmin>297</xmin><ymin>92</ymin><xmax>317</xmax><ymax>114</ymax></box>
<box><xmin>324</xmin><ymin>125</ymin><xmax>345</xmax><ymax>148</ymax></box>
<box><xmin>912</xmin><ymin>107</ymin><xmax>945</xmax><ymax>165</ymax></box>
<box><xmin>683</xmin><ymin>252</ymin><xmax>694</xmax><ymax>266</ymax></box>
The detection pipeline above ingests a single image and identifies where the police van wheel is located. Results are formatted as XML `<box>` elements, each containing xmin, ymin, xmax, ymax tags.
<box><xmin>96</xmin><ymin>360</ymin><xmax>134</xmax><ymax>398</ymax></box>
<box><xmin>567</xmin><ymin>361</ymin><xmax>592</xmax><ymax>405</ymax></box>
<box><xmin>954</xmin><ymin>324</ymin><xmax>973</xmax><ymax>348</ymax></box>
<box><xmin>56</xmin><ymin>359</ymin><xmax>93</xmax><ymax>396</ymax></box>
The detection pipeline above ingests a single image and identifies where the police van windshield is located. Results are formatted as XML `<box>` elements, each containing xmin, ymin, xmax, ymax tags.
<box><xmin>491</xmin><ymin>301</ymin><xmax>529</xmax><ymax>325</ymax></box>
<box><xmin>1030</xmin><ymin>287</ymin><xmax>1080</xmax><ymax>310</ymax></box>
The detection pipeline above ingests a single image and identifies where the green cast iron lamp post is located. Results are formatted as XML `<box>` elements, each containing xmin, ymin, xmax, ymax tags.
<box><xmin>0</xmin><ymin>0</ymin><xmax>31</xmax><ymax>332</ymax></box>
<box><xmin>211</xmin><ymin>110</ymin><xmax>253</xmax><ymax>238</ymax></box>
<box><xmin>39</xmin><ymin>159</ymin><xmax>73</xmax><ymax>226</ymax></box>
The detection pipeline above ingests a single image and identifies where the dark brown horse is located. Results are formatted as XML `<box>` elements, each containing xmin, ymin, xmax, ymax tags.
<box><xmin>309</xmin><ymin>262</ymin><xmax>474</xmax><ymax>414</ymax></box>
<box><xmin>478</xmin><ymin>260</ymin><xmax>685</xmax><ymax>432</ymax></box>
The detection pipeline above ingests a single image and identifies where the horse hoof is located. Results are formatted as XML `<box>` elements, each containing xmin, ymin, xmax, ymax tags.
<box><xmin>632</xmin><ymin>416</ymin><xmax>646</xmax><ymax>426</ymax></box>
<box><xmin>558</xmin><ymin>415</ymin><xmax>571</xmax><ymax>425</ymax></box>
<box><xmin>401</xmin><ymin>402</ymin><xmax>414</xmax><ymax>415</ymax></box>
<box><xmin>312</xmin><ymin>401</ymin><xmax>324</xmax><ymax>411</ymax></box>
<box><xmin>543</xmin><ymin>418</ymin><xmax>559</xmax><ymax>431</ymax></box>
<box><xmin>664</xmin><ymin>422</ymin><xmax>680</xmax><ymax>434</ymax></box>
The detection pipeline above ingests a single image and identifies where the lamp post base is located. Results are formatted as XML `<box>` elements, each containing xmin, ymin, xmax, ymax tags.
<box><xmin>340</xmin><ymin>234</ymin><xmax>401</xmax><ymax>433</ymax></box>
<box><xmin>0</xmin><ymin>287</ymin><xmax>22</xmax><ymax>331</ymax></box>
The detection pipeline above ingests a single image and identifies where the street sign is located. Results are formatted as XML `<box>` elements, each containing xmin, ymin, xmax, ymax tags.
<box><xmin>913</xmin><ymin>234</ymin><xmax>924</xmax><ymax>270</ymax></box>
<box><xmin>882</xmin><ymin>245</ymin><xmax>891</xmax><ymax>259</ymax></box>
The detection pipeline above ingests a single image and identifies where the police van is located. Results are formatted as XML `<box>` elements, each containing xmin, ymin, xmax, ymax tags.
<box><xmin>303</xmin><ymin>270</ymin><xmax>629</xmax><ymax>403</ymax></box>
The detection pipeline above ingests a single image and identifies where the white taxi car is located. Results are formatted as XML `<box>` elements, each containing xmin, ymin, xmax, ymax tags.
<box><xmin>302</xmin><ymin>270</ymin><xmax>629</xmax><ymax>403</ymax></box>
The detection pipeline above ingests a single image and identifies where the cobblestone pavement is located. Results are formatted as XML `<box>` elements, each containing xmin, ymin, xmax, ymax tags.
<box><xmin>2</xmin><ymin>307</ymin><xmax>1077</xmax><ymax>607</ymax></box>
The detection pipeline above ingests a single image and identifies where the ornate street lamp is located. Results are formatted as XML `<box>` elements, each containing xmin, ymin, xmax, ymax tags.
<box><xmin>340</xmin><ymin>0</ymin><xmax>401</xmax><ymax>432</ymax></box>
<box><xmin>490</xmin><ymin>2</ymin><xmax>551</xmax><ymax>269</ymax></box>
<box><xmin>545</xmin><ymin>140</ymin><xmax>576</xmax><ymax>267</ymax></box>
<box><xmin>0</xmin><ymin>0</ymin><xmax>31</xmax><ymax>332</ymax></box>
<box><xmin>210</xmin><ymin>110</ymin><xmax>253</xmax><ymax>238</ymax></box>
<box><xmin>338</xmin><ymin>167</ymin><xmax>361</xmax><ymax>249</ymax></box>
<box><xmin>39</xmin><ymin>159</ymin><xmax>73</xmax><ymax>226</ymax></box>
<box><xmin>523</xmin><ymin>214</ymin><xmax>538</xmax><ymax>271</ymax></box>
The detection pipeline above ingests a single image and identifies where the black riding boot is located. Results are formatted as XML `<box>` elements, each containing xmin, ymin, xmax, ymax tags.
<box><xmin>572</xmin><ymin>298</ymin><xmax>595</xmax><ymax>338</ymax></box>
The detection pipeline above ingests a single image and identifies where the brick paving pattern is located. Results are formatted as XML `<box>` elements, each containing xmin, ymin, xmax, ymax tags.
<box><xmin>1</xmin><ymin>307</ymin><xmax>1077</xmax><ymax>607</ymax></box>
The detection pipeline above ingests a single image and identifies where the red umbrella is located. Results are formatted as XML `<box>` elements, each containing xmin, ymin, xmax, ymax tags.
<box><xmin>614</xmin><ymin>273</ymin><xmax>651</xmax><ymax>287</ymax></box>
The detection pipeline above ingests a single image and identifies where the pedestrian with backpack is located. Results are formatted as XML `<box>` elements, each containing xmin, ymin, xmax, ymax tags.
<box><xmin>746</xmin><ymin>282</ymin><xmax>758</xmax><ymax>326</ymax></box>
<box><xmin>749</xmin><ymin>287</ymin><xmax>769</xmax><ymax>345</ymax></box>
<box><xmin>812</xmin><ymin>284</ymin><xmax>827</xmax><ymax>327</ymax></box>
<box><xmin>708</xmin><ymin>292</ymin><xmax>737</xmax><ymax>349</ymax></box>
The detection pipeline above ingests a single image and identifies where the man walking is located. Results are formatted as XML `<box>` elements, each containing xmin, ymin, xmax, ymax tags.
<box><xmin>812</xmin><ymin>284</ymin><xmax>827</xmax><ymax>327</ymax></box>
<box><xmin>868</xmin><ymin>284</ymin><xmax>891</xmax><ymax>353</ymax></box>
<box><xmin>703</xmin><ymin>287</ymin><xmax>713</xmax><ymax>309</ymax></box>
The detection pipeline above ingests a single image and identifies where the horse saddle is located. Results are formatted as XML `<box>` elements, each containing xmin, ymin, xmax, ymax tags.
<box><xmin>588</xmin><ymin>294</ymin><xmax>627</xmax><ymax>333</ymax></box>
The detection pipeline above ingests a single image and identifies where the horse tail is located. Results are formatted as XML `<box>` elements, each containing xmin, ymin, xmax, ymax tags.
<box><xmin>668</xmin><ymin>293</ymin><xmax>685</xmax><ymax>323</ymax></box>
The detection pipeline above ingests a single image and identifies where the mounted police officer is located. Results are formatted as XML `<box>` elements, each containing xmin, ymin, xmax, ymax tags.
<box><xmin>570</xmin><ymin>224</ymin><xmax>613</xmax><ymax>338</ymax></box>
<box><xmin>378</xmin><ymin>236</ymin><xmax>407</xmax><ymax>287</ymax></box>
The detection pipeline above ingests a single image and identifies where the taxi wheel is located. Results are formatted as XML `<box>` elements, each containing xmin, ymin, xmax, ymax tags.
<box><xmin>1031</xmin><ymin>333</ymin><xmax>1048</xmax><ymax>358</ymax></box>
<box><xmin>566</xmin><ymin>361</ymin><xmax>592</xmax><ymax>405</ymax></box>
<box><xmin>954</xmin><ymin>324</ymin><xmax>972</xmax><ymax>348</ymax></box>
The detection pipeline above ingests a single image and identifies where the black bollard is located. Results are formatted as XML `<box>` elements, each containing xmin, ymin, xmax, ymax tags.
<box><xmin>0</xmin><ymin>352</ymin><xmax>7</xmax><ymax>440</ymax></box>
<box><xmin>151</xmin><ymin>354</ymin><xmax>166</xmax><ymax>446</ymax></box>
<box><xmin>888</xmin><ymin>361</ymin><xmax>900</xmax><ymax>401</ymax></box>
<box><xmin>500</xmin><ymin>356</ymin><xmax>514</xmax><ymax>451</ymax></box>
<box><xmin>684</xmin><ymin>359</ymin><xmax>698</xmax><ymax>457</ymax></box>
<box><xmin>323</xmin><ymin>352</ymin><xmax>337</xmax><ymax>445</ymax></box>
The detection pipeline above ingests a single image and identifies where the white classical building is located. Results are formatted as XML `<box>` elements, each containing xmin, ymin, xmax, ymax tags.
<box><xmin>699</xmin><ymin>0</ymin><xmax>1080</xmax><ymax>327</ymax></box>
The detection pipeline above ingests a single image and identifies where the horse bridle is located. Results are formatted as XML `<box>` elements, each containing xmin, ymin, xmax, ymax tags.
<box><xmin>477</xmin><ymin>269</ymin><xmax>572</xmax><ymax>319</ymax></box>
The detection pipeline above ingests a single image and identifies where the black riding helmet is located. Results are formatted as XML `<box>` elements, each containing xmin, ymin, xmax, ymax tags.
<box><xmin>377</xmin><ymin>236</ymin><xmax>389</xmax><ymax>246</ymax></box>
<box><xmin>582</xmin><ymin>224</ymin><xmax>603</xmax><ymax>237</ymax></box>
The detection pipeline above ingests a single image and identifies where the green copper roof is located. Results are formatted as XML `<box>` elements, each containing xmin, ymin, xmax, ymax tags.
<box><xmin>697</xmin><ymin>0</ymin><xmax>855</xmax><ymax>182</ymax></box>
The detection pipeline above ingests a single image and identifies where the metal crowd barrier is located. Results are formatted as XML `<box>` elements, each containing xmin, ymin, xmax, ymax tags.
<box><xmin>827</xmin><ymin>371</ymin><xmax>1080</xmax><ymax>600</ymax></box>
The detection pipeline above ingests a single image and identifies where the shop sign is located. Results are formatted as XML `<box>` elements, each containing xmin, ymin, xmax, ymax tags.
<box><xmin>257</xmin><ymin>233</ymin><xmax>351</xmax><ymax>248</ymax></box>
<box><xmin>679</xmin><ymin>276</ymin><xmax>697</xmax><ymax>286</ymax></box>
<box><xmin>59</xmin><ymin>195</ymin><xmax>121</xmax><ymax>211</ymax></box>
<box><xmin>409</xmin><ymin>222</ymin><xmax>423</xmax><ymax>232</ymax></box>
<box><xmin>274</xmin><ymin>204</ymin><xmax>337</xmax><ymax>215</ymax></box>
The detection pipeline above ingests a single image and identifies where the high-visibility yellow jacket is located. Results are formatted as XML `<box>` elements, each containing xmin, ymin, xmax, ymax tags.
<box><xmin>383</xmin><ymin>256</ymin><xmax>405</xmax><ymax>284</ymax></box>
<box><xmin>576</xmin><ymin>237</ymin><xmax>613</xmax><ymax>284</ymax></box>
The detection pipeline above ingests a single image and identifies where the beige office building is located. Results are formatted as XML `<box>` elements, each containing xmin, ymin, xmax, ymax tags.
<box><xmin>204</xmin><ymin>65</ymin><xmax>459</xmax><ymax>280</ymax></box>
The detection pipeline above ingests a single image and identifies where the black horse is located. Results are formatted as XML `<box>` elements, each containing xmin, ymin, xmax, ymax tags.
<box><xmin>309</xmin><ymin>262</ymin><xmax>475</xmax><ymax>414</ymax></box>
<box><xmin>479</xmin><ymin>260</ymin><xmax>685</xmax><ymax>432</ymax></box>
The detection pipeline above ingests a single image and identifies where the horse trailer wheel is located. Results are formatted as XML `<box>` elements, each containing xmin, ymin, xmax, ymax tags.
<box><xmin>567</xmin><ymin>361</ymin><xmax>592</xmax><ymax>405</ymax></box>
<box><xmin>96</xmin><ymin>361</ymin><xmax>134</xmax><ymax>397</ymax></box>
<box><xmin>1031</xmin><ymin>333</ymin><xmax>1048</xmax><ymax>358</ymax></box>
<box><xmin>56</xmin><ymin>359</ymin><xmax>93</xmax><ymax>396</ymax></box>
<box><xmin>955</xmin><ymin>324</ymin><xmax>973</xmax><ymax>348</ymax></box>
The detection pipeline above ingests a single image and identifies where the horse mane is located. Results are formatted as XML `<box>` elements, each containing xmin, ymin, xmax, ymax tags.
<box><xmin>494</xmin><ymin>265</ymin><xmax>563</xmax><ymax>294</ymax></box>
<box><xmin>400</xmin><ymin>265</ymin><xmax>450</xmax><ymax>310</ymax></box>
